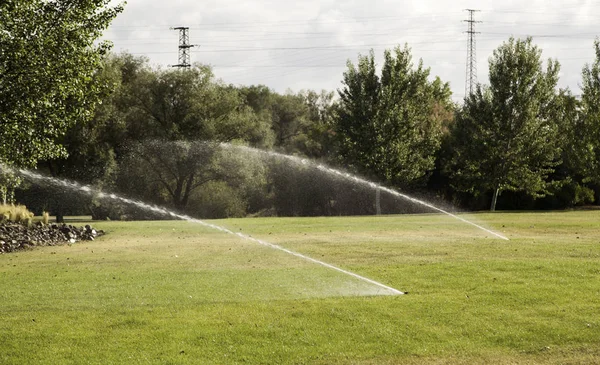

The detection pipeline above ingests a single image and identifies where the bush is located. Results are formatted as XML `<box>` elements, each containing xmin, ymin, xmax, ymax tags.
<box><xmin>42</xmin><ymin>211</ymin><xmax>50</xmax><ymax>225</ymax></box>
<box><xmin>188</xmin><ymin>181</ymin><xmax>247</xmax><ymax>219</ymax></box>
<box><xmin>0</xmin><ymin>204</ymin><xmax>34</xmax><ymax>224</ymax></box>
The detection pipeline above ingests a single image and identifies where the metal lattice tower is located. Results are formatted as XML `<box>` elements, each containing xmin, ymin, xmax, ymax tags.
<box><xmin>172</xmin><ymin>27</ymin><xmax>194</xmax><ymax>68</ymax></box>
<box><xmin>463</xmin><ymin>9</ymin><xmax>481</xmax><ymax>98</ymax></box>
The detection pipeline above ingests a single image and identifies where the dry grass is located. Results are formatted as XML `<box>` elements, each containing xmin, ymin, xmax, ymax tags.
<box><xmin>0</xmin><ymin>203</ymin><xmax>34</xmax><ymax>224</ymax></box>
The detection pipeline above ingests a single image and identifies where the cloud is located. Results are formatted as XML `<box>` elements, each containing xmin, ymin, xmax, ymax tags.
<box><xmin>105</xmin><ymin>0</ymin><xmax>600</xmax><ymax>99</ymax></box>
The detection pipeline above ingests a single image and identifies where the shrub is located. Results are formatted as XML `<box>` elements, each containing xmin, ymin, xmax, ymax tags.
<box><xmin>42</xmin><ymin>211</ymin><xmax>50</xmax><ymax>225</ymax></box>
<box><xmin>188</xmin><ymin>181</ymin><xmax>247</xmax><ymax>219</ymax></box>
<box><xmin>0</xmin><ymin>204</ymin><xmax>34</xmax><ymax>224</ymax></box>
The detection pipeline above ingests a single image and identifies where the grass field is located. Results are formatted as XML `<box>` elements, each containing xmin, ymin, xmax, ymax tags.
<box><xmin>1</xmin><ymin>211</ymin><xmax>599</xmax><ymax>364</ymax></box>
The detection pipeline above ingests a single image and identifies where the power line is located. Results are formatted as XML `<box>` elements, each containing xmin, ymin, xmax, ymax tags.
<box><xmin>102</xmin><ymin>6</ymin><xmax>599</xmax><ymax>97</ymax></box>
<box><xmin>107</xmin><ymin>13</ymin><xmax>465</xmax><ymax>29</ymax></box>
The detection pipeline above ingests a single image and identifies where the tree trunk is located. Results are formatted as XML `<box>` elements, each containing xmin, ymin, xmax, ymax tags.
<box><xmin>56</xmin><ymin>210</ymin><xmax>64</xmax><ymax>223</ymax></box>
<box><xmin>490</xmin><ymin>187</ymin><xmax>500</xmax><ymax>212</ymax></box>
<box><xmin>375</xmin><ymin>188</ymin><xmax>381</xmax><ymax>215</ymax></box>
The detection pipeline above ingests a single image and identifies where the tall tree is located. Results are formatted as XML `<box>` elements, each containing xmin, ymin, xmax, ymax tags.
<box><xmin>114</xmin><ymin>64</ymin><xmax>274</xmax><ymax>211</ymax></box>
<box><xmin>123</xmin><ymin>65</ymin><xmax>272</xmax><ymax>146</ymax></box>
<box><xmin>119</xmin><ymin>141</ymin><xmax>219</xmax><ymax>211</ymax></box>
<box><xmin>542</xmin><ymin>89</ymin><xmax>597</xmax><ymax>208</ymax></box>
<box><xmin>270</xmin><ymin>92</ymin><xmax>310</xmax><ymax>149</ymax></box>
<box><xmin>35</xmin><ymin>53</ymin><xmax>137</xmax><ymax>221</ymax></box>
<box><xmin>449</xmin><ymin>37</ymin><xmax>561</xmax><ymax>211</ymax></box>
<box><xmin>334</xmin><ymin>46</ymin><xmax>453</xmax><ymax>188</ymax></box>
<box><xmin>580</xmin><ymin>38</ymin><xmax>600</xmax><ymax>187</ymax></box>
<box><xmin>335</xmin><ymin>50</ymin><xmax>380</xmax><ymax>175</ymax></box>
<box><xmin>295</xmin><ymin>90</ymin><xmax>337</xmax><ymax>159</ymax></box>
<box><xmin>0</xmin><ymin>0</ymin><xmax>123</xmax><ymax>167</ymax></box>
<box><xmin>239</xmin><ymin>86</ymin><xmax>336</xmax><ymax>158</ymax></box>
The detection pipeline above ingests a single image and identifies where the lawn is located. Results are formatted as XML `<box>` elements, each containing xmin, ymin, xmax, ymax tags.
<box><xmin>0</xmin><ymin>211</ymin><xmax>599</xmax><ymax>364</ymax></box>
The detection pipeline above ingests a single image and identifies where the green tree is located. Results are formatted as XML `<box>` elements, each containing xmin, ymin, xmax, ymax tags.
<box><xmin>334</xmin><ymin>46</ymin><xmax>453</xmax><ymax>188</ymax></box>
<box><xmin>544</xmin><ymin>89</ymin><xmax>595</xmax><ymax>207</ymax></box>
<box><xmin>0</xmin><ymin>0</ymin><xmax>123</xmax><ymax>167</ymax></box>
<box><xmin>240</xmin><ymin>85</ymin><xmax>273</xmax><ymax>116</ymax></box>
<box><xmin>119</xmin><ymin>141</ymin><xmax>270</xmax><ymax>216</ymax></box>
<box><xmin>269</xmin><ymin>92</ymin><xmax>310</xmax><ymax>148</ymax></box>
<box><xmin>123</xmin><ymin>65</ymin><xmax>272</xmax><ymax>146</ymax></box>
<box><xmin>449</xmin><ymin>37</ymin><xmax>561</xmax><ymax>211</ymax></box>
<box><xmin>295</xmin><ymin>90</ymin><xmax>337</xmax><ymax>159</ymax></box>
<box><xmin>119</xmin><ymin>141</ymin><xmax>220</xmax><ymax>211</ymax></box>
<box><xmin>239</xmin><ymin>86</ymin><xmax>336</xmax><ymax>158</ymax></box>
<box><xmin>580</xmin><ymin>38</ymin><xmax>600</xmax><ymax>187</ymax></box>
<box><xmin>35</xmin><ymin>53</ymin><xmax>137</xmax><ymax>221</ymax></box>
<box><xmin>113</xmin><ymin>64</ymin><xmax>274</xmax><ymax>212</ymax></box>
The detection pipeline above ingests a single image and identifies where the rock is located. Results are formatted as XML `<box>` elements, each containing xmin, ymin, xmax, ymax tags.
<box><xmin>0</xmin><ymin>222</ymin><xmax>106</xmax><ymax>254</ymax></box>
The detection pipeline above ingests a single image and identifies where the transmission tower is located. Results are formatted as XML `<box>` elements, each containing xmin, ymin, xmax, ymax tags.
<box><xmin>463</xmin><ymin>9</ymin><xmax>481</xmax><ymax>98</ymax></box>
<box><xmin>171</xmin><ymin>27</ymin><xmax>195</xmax><ymax>68</ymax></box>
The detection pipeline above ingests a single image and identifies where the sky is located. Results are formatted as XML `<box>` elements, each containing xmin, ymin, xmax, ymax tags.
<box><xmin>104</xmin><ymin>0</ymin><xmax>599</xmax><ymax>102</ymax></box>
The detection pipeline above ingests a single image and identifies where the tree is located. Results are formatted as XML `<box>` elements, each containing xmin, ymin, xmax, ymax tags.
<box><xmin>122</xmin><ymin>65</ymin><xmax>272</xmax><ymax>146</ymax></box>
<box><xmin>119</xmin><ymin>141</ymin><xmax>270</xmax><ymax>216</ymax></box>
<box><xmin>239</xmin><ymin>86</ymin><xmax>336</xmax><ymax>158</ymax></box>
<box><xmin>112</xmin><ymin>64</ymin><xmax>274</xmax><ymax>212</ymax></box>
<box><xmin>34</xmin><ymin>53</ymin><xmax>135</xmax><ymax>221</ymax></box>
<box><xmin>580</xmin><ymin>38</ymin><xmax>600</xmax><ymax>188</ymax></box>
<box><xmin>294</xmin><ymin>90</ymin><xmax>337</xmax><ymax>159</ymax></box>
<box><xmin>449</xmin><ymin>37</ymin><xmax>561</xmax><ymax>211</ymax></box>
<box><xmin>542</xmin><ymin>89</ymin><xmax>596</xmax><ymax>208</ymax></box>
<box><xmin>0</xmin><ymin>0</ymin><xmax>123</xmax><ymax>167</ymax></box>
<box><xmin>334</xmin><ymin>46</ymin><xmax>453</xmax><ymax>189</ymax></box>
<box><xmin>119</xmin><ymin>141</ymin><xmax>220</xmax><ymax>211</ymax></box>
<box><xmin>270</xmin><ymin>92</ymin><xmax>310</xmax><ymax>149</ymax></box>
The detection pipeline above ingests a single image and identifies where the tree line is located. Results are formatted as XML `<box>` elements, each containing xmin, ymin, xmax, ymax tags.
<box><xmin>1</xmin><ymin>1</ymin><xmax>599</xmax><ymax>219</ymax></box>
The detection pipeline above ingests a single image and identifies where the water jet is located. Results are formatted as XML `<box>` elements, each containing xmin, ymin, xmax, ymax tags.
<box><xmin>220</xmin><ymin>143</ymin><xmax>509</xmax><ymax>241</ymax></box>
<box><xmin>0</xmin><ymin>163</ymin><xmax>403</xmax><ymax>296</ymax></box>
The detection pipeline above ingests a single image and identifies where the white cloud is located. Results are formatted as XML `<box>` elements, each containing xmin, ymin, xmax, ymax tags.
<box><xmin>105</xmin><ymin>0</ymin><xmax>600</xmax><ymax>100</ymax></box>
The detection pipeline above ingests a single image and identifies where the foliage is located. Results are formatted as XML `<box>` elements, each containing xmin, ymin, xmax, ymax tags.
<box><xmin>239</xmin><ymin>86</ymin><xmax>336</xmax><ymax>158</ymax></box>
<box><xmin>269</xmin><ymin>161</ymin><xmax>337</xmax><ymax>216</ymax></box>
<box><xmin>0</xmin><ymin>172</ymin><xmax>21</xmax><ymax>205</ymax></box>
<box><xmin>118</xmin><ymin>141</ymin><xmax>217</xmax><ymax>210</ymax></box>
<box><xmin>334</xmin><ymin>46</ymin><xmax>453</xmax><ymax>189</ymax></box>
<box><xmin>187</xmin><ymin>181</ymin><xmax>247</xmax><ymax>219</ymax></box>
<box><xmin>580</xmin><ymin>38</ymin><xmax>600</xmax><ymax>185</ymax></box>
<box><xmin>294</xmin><ymin>90</ymin><xmax>337</xmax><ymax>159</ymax></box>
<box><xmin>541</xmin><ymin>89</ymin><xmax>597</xmax><ymax>208</ymax></box>
<box><xmin>0</xmin><ymin>204</ymin><xmax>33</xmax><ymax>224</ymax></box>
<box><xmin>0</xmin><ymin>0</ymin><xmax>123</xmax><ymax>167</ymax></box>
<box><xmin>11</xmin><ymin>34</ymin><xmax>600</xmax><ymax>215</ymax></box>
<box><xmin>45</xmin><ymin>53</ymin><xmax>133</xmax><ymax>185</ymax></box>
<box><xmin>449</xmin><ymin>37</ymin><xmax>562</xmax><ymax>211</ymax></box>
<box><xmin>118</xmin><ymin>141</ymin><xmax>271</xmax><ymax>215</ymax></box>
<box><xmin>34</xmin><ymin>54</ymin><xmax>147</xmax><ymax>220</ymax></box>
<box><xmin>109</xmin><ymin>64</ymin><xmax>276</xmax><ymax>214</ymax></box>
<box><xmin>121</xmin><ymin>64</ymin><xmax>273</xmax><ymax>146</ymax></box>
<box><xmin>270</xmin><ymin>92</ymin><xmax>310</xmax><ymax>148</ymax></box>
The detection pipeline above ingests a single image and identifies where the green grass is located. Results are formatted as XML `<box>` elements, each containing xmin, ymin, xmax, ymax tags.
<box><xmin>1</xmin><ymin>212</ymin><xmax>599</xmax><ymax>364</ymax></box>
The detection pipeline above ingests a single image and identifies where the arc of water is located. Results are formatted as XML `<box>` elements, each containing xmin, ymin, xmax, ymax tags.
<box><xmin>200</xmin><ymin>221</ymin><xmax>403</xmax><ymax>295</ymax></box>
<box><xmin>224</xmin><ymin>144</ymin><xmax>509</xmax><ymax>241</ymax></box>
<box><xmin>2</xmin><ymin>165</ymin><xmax>403</xmax><ymax>296</ymax></box>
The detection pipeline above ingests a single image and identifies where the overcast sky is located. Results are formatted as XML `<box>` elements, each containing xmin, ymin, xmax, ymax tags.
<box><xmin>104</xmin><ymin>0</ymin><xmax>599</xmax><ymax>101</ymax></box>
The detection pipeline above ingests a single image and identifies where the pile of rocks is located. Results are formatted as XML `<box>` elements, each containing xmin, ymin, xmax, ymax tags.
<box><xmin>0</xmin><ymin>222</ymin><xmax>104</xmax><ymax>253</ymax></box>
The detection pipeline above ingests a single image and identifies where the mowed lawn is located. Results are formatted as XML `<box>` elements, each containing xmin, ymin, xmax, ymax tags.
<box><xmin>0</xmin><ymin>211</ymin><xmax>599</xmax><ymax>364</ymax></box>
